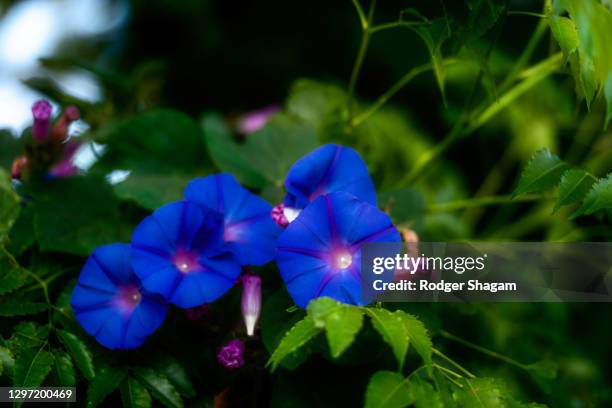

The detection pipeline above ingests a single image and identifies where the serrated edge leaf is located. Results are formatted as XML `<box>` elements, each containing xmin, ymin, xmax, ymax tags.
<box><xmin>266</xmin><ymin>316</ymin><xmax>322</xmax><ymax>372</ymax></box>
<box><xmin>13</xmin><ymin>347</ymin><xmax>54</xmax><ymax>388</ymax></box>
<box><xmin>56</xmin><ymin>329</ymin><xmax>95</xmax><ymax>380</ymax></box>
<box><xmin>513</xmin><ymin>149</ymin><xmax>569</xmax><ymax>197</ymax></box>
<box><xmin>554</xmin><ymin>169</ymin><xmax>596</xmax><ymax>211</ymax></box>
<box><xmin>571</xmin><ymin>173</ymin><xmax>612</xmax><ymax>218</ymax></box>
<box><xmin>364</xmin><ymin>370</ymin><xmax>412</xmax><ymax>408</ymax></box>
<box><xmin>132</xmin><ymin>367</ymin><xmax>183</xmax><ymax>408</ymax></box>
<box><xmin>53</xmin><ymin>352</ymin><xmax>76</xmax><ymax>387</ymax></box>
<box><xmin>121</xmin><ymin>376</ymin><xmax>152</xmax><ymax>408</ymax></box>
<box><xmin>365</xmin><ymin>308</ymin><xmax>410</xmax><ymax>371</ymax></box>
<box><xmin>87</xmin><ymin>365</ymin><xmax>126</xmax><ymax>408</ymax></box>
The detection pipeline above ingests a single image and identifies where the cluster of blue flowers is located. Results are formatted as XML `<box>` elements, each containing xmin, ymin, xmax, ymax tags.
<box><xmin>71</xmin><ymin>144</ymin><xmax>400</xmax><ymax>349</ymax></box>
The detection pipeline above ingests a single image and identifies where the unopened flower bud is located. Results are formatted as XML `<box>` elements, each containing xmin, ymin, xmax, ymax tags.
<box><xmin>11</xmin><ymin>156</ymin><xmax>28</xmax><ymax>180</ymax></box>
<box><xmin>217</xmin><ymin>339</ymin><xmax>244</xmax><ymax>369</ymax></box>
<box><xmin>271</xmin><ymin>203</ymin><xmax>301</xmax><ymax>228</ymax></box>
<box><xmin>236</xmin><ymin>105</ymin><xmax>279</xmax><ymax>134</ymax></box>
<box><xmin>241</xmin><ymin>274</ymin><xmax>261</xmax><ymax>336</ymax></box>
<box><xmin>31</xmin><ymin>100</ymin><xmax>52</xmax><ymax>142</ymax></box>
<box><xmin>51</xmin><ymin>106</ymin><xmax>80</xmax><ymax>142</ymax></box>
<box><xmin>48</xmin><ymin>141</ymin><xmax>81</xmax><ymax>178</ymax></box>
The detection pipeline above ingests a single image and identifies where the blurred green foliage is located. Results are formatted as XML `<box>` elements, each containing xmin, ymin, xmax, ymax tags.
<box><xmin>1</xmin><ymin>0</ymin><xmax>612</xmax><ymax>407</ymax></box>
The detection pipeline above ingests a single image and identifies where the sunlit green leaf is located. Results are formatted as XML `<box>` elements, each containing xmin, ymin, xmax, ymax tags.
<box><xmin>572</xmin><ymin>174</ymin><xmax>612</xmax><ymax>218</ymax></box>
<box><xmin>549</xmin><ymin>16</ymin><xmax>579</xmax><ymax>61</ymax></box>
<box><xmin>307</xmin><ymin>297</ymin><xmax>364</xmax><ymax>359</ymax></box>
<box><xmin>411</xmin><ymin>376</ymin><xmax>443</xmax><ymax>408</ymax></box>
<box><xmin>0</xmin><ymin>345</ymin><xmax>15</xmax><ymax>378</ymax></box>
<box><xmin>513</xmin><ymin>149</ymin><xmax>569</xmax><ymax>197</ymax></box>
<box><xmin>365</xmin><ymin>308</ymin><xmax>409</xmax><ymax>371</ymax></box>
<box><xmin>267</xmin><ymin>316</ymin><xmax>322</xmax><ymax>372</ymax></box>
<box><xmin>364</xmin><ymin>370</ymin><xmax>412</xmax><ymax>408</ymax></box>
<box><xmin>554</xmin><ymin>169</ymin><xmax>596</xmax><ymax>211</ymax></box>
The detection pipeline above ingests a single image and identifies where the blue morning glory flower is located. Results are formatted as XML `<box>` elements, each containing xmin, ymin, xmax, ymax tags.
<box><xmin>184</xmin><ymin>173</ymin><xmax>281</xmax><ymax>266</ymax></box>
<box><xmin>131</xmin><ymin>200</ymin><xmax>241</xmax><ymax>308</ymax></box>
<box><xmin>283</xmin><ymin>144</ymin><xmax>376</xmax><ymax>211</ymax></box>
<box><xmin>276</xmin><ymin>191</ymin><xmax>400</xmax><ymax>308</ymax></box>
<box><xmin>71</xmin><ymin>243</ymin><xmax>167</xmax><ymax>350</ymax></box>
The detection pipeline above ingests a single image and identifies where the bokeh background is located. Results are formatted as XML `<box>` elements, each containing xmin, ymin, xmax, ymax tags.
<box><xmin>1</xmin><ymin>0</ymin><xmax>611</xmax><ymax>406</ymax></box>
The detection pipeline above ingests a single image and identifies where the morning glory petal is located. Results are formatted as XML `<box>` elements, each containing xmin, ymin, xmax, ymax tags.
<box><xmin>276</xmin><ymin>191</ymin><xmax>400</xmax><ymax>308</ymax></box>
<box><xmin>184</xmin><ymin>173</ymin><xmax>281</xmax><ymax>266</ymax></box>
<box><xmin>70</xmin><ymin>243</ymin><xmax>168</xmax><ymax>350</ymax></box>
<box><xmin>284</xmin><ymin>144</ymin><xmax>376</xmax><ymax>210</ymax></box>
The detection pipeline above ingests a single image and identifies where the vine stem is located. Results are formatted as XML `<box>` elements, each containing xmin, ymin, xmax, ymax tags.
<box><xmin>403</xmin><ymin>52</ymin><xmax>563</xmax><ymax>185</ymax></box>
<box><xmin>432</xmin><ymin>347</ymin><xmax>476</xmax><ymax>379</ymax></box>
<box><xmin>348</xmin><ymin>0</ymin><xmax>377</xmax><ymax>121</ymax></box>
<box><xmin>439</xmin><ymin>330</ymin><xmax>528</xmax><ymax>370</ymax></box>
<box><xmin>427</xmin><ymin>194</ymin><xmax>543</xmax><ymax>213</ymax></box>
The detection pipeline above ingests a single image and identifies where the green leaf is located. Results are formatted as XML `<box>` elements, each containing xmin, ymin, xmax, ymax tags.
<box><xmin>554</xmin><ymin>169</ymin><xmax>596</xmax><ymax>211</ymax></box>
<box><xmin>93</xmin><ymin>109</ymin><xmax>210</xmax><ymax>210</ymax></box>
<box><xmin>121</xmin><ymin>376</ymin><xmax>152</xmax><ymax>408</ymax></box>
<box><xmin>365</xmin><ymin>308</ymin><xmax>409</xmax><ymax>370</ymax></box>
<box><xmin>553</xmin><ymin>0</ymin><xmax>612</xmax><ymax>110</ymax></box>
<box><xmin>53</xmin><ymin>352</ymin><xmax>76</xmax><ymax>387</ymax></box>
<box><xmin>151</xmin><ymin>355</ymin><xmax>195</xmax><ymax>398</ymax></box>
<box><xmin>13</xmin><ymin>347</ymin><xmax>54</xmax><ymax>388</ymax></box>
<box><xmin>457</xmin><ymin>378</ymin><xmax>505</xmax><ymax>407</ymax></box>
<box><xmin>111</xmin><ymin>171</ymin><xmax>192</xmax><ymax>211</ymax></box>
<box><xmin>132</xmin><ymin>367</ymin><xmax>183</xmax><ymax>408</ymax></box>
<box><xmin>411</xmin><ymin>19</ymin><xmax>451</xmax><ymax>105</ymax></box>
<box><xmin>202</xmin><ymin>113</ymin><xmax>267</xmax><ymax>188</ymax></box>
<box><xmin>307</xmin><ymin>297</ymin><xmax>364</xmax><ymax>358</ymax></box>
<box><xmin>379</xmin><ymin>189</ymin><xmax>425</xmax><ymax>229</ymax></box>
<box><xmin>9</xmin><ymin>322</ymin><xmax>50</xmax><ymax>351</ymax></box>
<box><xmin>0</xmin><ymin>247</ymin><xmax>29</xmax><ymax>295</ymax></box>
<box><xmin>411</xmin><ymin>376</ymin><xmax>443</xmax><ymax>408</ymax></box>
<box><xmin>260</xmin><ymin>290</ymin><xmax>311</xmax><ymax>371</ymax></box>
<box><xmin>549</xmin><ymin>16</ymin><xmax>580</xmax><ymax>61</ymax></box>
<box><xmin>0</xmin><ymin>168</ymin><xmax>20</xmax><ymax>239</ymax></box>
<box><xmin>56</xmin><ymin>329</ymin><xmax>95</xmax><ymax>380</ymax></box>
<box><xmin>87</xmin><ymin>365</ymin><xmax>126</xmax><ymax>408</ymax></box>
<box><xmin>0</xmin><ymin>300</ymin><xmax>47</xmax><ymax>317</ymax></box>
<box><xmin>99</xmin><ymin>109</ymin><xmax>208</xmax><ymax>171</ymax></box>
<box><xmin>286</xmin><ymin>79</ymin><xmax>348</xmax><ymax>128</ymax></box>
<box><xmin>267</xmin><ymin>316</ymin><xmax>322</xmax><ymax>372</ymax></box>
<box><xmin>527</xmin><ymin>360</ymin><xmax>558</xmax><ymax>380</ymax></box>
<box><xmin>27</xmin><ymin>177</ymin><xmax>129</xmax><ymax>256</ymax></box>
<box><xmin>399</xmin><ymin>313</ymin><xmax>432</xmax><ymax>366</ymax></box>
<box><xmin>364</xmin><ymin>370</ymin><xmax>412</xmax><ymax>408</ymax></box>
<box><xmin>572</xmin><ymin>174</ymin><xmax>612</xmax><ymax>218</ymax></box>
<box><xmin>204</xmin><ymin>112</ymin><xmax>318</xmax><ymax>189</ymax></box>
<box><xmin>513</xmin><ymin>149</ymin><xmax>569</xmax><ymax>197</ymax></box>
<box><xmin>0</xmin><ymin>345</ymin><xmax>15</xmax><ymax>378</ymax></box>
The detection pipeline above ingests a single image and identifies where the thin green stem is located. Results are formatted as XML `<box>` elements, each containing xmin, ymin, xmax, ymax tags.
<box><xmin>351</xmin><ymin>62</ymin><xmax>434</xmax><ymax>127</ymax></box>
<box><xmin>428</xmin><ymin>194</ymin><xmax>543</xmax><ymax>213</ymax></box>
<box><xmin>351</xmin><ymin>0</ymin><xmax>367</xmax><ymax>29</ymax></box>
<box><xmin>404</xmin><ymin>52</ymin><xmax>562</xmax><ymax>185</ymax></box>
<box><xmin>440</xmin><ymin>371</ymin><xmax>464</xmax><ymax>388</ymax></box>
<box><xmin>368</xmin><ymin>21</ymin><xmax>428</xmax><ymax>34</ymax></box>
<box><xmin>432</xmin><ymin>347</ymin><xmax>476</xmax><ymax>378</ymax></box>
<box><xmin>439</xmin><ymin>330</ymin><xmax>528</xmax><ymax>370</ymax></box>
<box><xmin>507</xmin><ymin>11</ymin><xmax>548</xmax><ymax>18</ymax></box>
<box><xmin>348</xmin><ymin>0</ymin><xmax>377</xmax><ymax>121</ymax></box>
<box><xmin>433</xmin><ymin>363</ymin><xmax>463</xmax><ymax>378</ymax></box>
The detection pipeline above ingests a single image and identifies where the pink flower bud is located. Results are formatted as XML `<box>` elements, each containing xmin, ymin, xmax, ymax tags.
<box><xmin>48</xmin><ymin>141</ymin><xmax>81</xmax><ymax>178</ymax></box>
<box><xmin>31</xmin><ymin>100</ymin><xmax>52</xmax><ymax>142</ymax></box>
<box><xmin>241</xmin><ymin>274</ymin><xmax>261</xmax><ymax>336</ymax></box>
<box><xmin>217</xmin><ymin>339</ymin><xmax>244</xmax><ymax>369</ymax></box>
<box><xmin>236</xmin><ymin>105</ymin><xmax>279</xmax><ymax>134</ymax></box>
